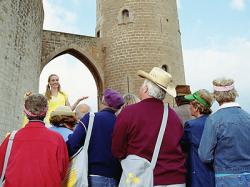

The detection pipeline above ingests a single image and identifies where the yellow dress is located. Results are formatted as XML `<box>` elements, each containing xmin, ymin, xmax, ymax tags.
<box><xmin>22</xmin><ymin>92</ymin><xmax>68</xmax><ymax>127</ymax></box>
<box><xmin>44</xmin><ymin>92</ymin><xmax>68</xmax><ymax>125</ymax></box>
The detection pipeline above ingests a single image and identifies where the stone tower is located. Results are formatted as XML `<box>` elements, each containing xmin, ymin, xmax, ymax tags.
<box><xmin>0</xmin><ymin>0</ymin><xmax>44</xmax><ymax>139</ymax></box>
<box><xmin>96</xmin><ymin>0</ymin><xmax>185</xmax><ymax>96</ymax></box>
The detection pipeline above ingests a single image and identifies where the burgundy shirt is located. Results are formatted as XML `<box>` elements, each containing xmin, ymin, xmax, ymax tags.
<box><xmin>112</xmin><ymin>98</ymin><xmax>186</xmax><ymax>185</ymax></box>
<box><xmin>0</xmin><ymin>121</ymin><xmax>69</xmax><ymax>187</ymax></box>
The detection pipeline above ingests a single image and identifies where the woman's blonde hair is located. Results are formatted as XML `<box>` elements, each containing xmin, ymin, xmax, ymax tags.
<box><xmin>123</xmin><ymin>93</ymin><xmax>140</xmax><ymax>107</ymax></box>
<box><xmin>45</xmin><ymin>74</ymin><xmax>64</xmax><ymax>100</ymax></box>
<box><xmin>190</xmin><ymin>89</ymin><xmax>213</xmax><ymax>115</ymax></box>
<box><xmin>213</xmin><ymin>78</ymin><xmax>238</xmax><ymax>105</ymax></box>
<box><xmin>116</xmin><ymin>93</ymin><xmax>140</xmax><ymax>115</ymax></box>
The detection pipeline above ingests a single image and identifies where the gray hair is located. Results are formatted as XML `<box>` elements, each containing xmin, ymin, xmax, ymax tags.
<box><xmin>25</xmin><ymin>94</ymin><xmax>47</xmax><ymax>117</ymax></box>
<box><xmin>143</xmin><ymin>80</ymin><xmax>166</xmax><ymax>100</ymax></box>
<box><xmin>213</xmin><ymin>78</ymin><xmax>238</xmax><ymax>104</ymax></box>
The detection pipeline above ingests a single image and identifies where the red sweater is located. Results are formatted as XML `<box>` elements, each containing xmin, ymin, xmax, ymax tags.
<box><xmin>112</xmin><ymin>98</ymin><xmax>186</xmax><ymax>185</ymax></box>
<box><xmin>0</xmin><ymin>121</ymin><xmax>69</xmax><ymax>187</ymax></box>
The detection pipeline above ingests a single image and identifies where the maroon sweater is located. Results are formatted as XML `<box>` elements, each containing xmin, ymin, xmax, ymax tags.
<box><xmin>112</xmin><ymin>98</ymin><xmax>186</xmax><ymax>185</ymax></box>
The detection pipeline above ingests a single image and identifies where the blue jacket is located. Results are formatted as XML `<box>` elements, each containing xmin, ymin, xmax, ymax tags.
<box><xmin>183</xmin><ymin>115</ymin><xmax>215</xmax><ymax>187</ymax></box>
<box><xmin>50</xmin><ymin>126</ymin><xmax>72</xmax><ymax>141</ymax></box>
<box><xmin>67</xmin><ymin>108</ymin><xmax>121</xmax><ymax>180</ymax></box>
<box><xmin>199</xmin><ymin>104</ymin><xmax>250</xmax><ymax>174</ymax></box>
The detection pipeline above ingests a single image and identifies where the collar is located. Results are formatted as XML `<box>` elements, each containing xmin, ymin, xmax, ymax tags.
<box><xmin>101</xmin><ymin>107</ymin><xmax>116</xmax><ymax>114</ymax></box>
<box><xmin>141</xmin><ymin>98</ymin><xmax>163</xmax><ymax>103</ymax></box>
<box><xmin>25</xmin><ymin>120</ymin><xmax>46</xmax><ymax>128</ymax></box>
<box><xmin>218</xmin><ymin>102</ymin><xmax>241</xmax><ymax>110</ymax></box>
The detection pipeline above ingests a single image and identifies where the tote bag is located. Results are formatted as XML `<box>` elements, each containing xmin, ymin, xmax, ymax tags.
<box><xmin>64</xmin><ymin>112</ymin><xmax>95</xmax><ymax>187</ymax></box>
<box><xmin>119</xmin><ymin>155</ymin><xmax>153</xmax><ymax>187</ymax></box>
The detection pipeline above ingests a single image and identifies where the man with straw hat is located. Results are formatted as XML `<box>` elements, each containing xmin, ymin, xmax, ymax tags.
<box><xmin>199</xmin><ymin>78</ymin><xmax>250</xmax><ymax>187</ymax></box>
<box><xmin>112</xmin><ymin>67</ymin><xmax>186</xmax><ymax>186</ymax></box>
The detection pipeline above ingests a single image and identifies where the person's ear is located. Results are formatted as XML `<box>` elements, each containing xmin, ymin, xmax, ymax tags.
<box><xmin>195</xmin><ymin>106</ymin><xmax>199</xmax><ymax>113</ymax></box>
<box><xmin>143</xmin><ymin>85</ymin><xmax>148</xmax><ymax>93</ymax></box>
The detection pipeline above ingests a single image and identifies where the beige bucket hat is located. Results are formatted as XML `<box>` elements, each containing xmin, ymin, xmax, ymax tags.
<box><xmin>50</xmin><ymin>106</ymin><xmax>75</xmax><ymax>117</ymax></box>
<box><xmin>137</xmin><ymin>67</ymin><xmax>176</xmax><ymax>97</ymax></box>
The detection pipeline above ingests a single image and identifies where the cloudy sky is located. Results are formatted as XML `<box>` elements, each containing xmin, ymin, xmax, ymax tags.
<box><xmin>41</xmin><ymin>0</ymin><xmax>250</xmax><ymax>112</ymax></box>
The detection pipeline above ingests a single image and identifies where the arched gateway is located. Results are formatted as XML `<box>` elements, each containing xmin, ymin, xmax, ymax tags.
<box><xmin>41</xmin><ymin>30</ymin><xmax>104</xmax><ymax>98</ymax></box>
<box><xmin>0</xmin><ymin>0</ymin><xmax>185</xmax><ymax>141</ymax></box>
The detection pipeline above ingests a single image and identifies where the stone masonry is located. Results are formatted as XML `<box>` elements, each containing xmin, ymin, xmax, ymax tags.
<box><xmin>0</xmin><ymin>0</ymin><xmax>185</xmax><ymax>141</ymax></box>
<box><xmin>96</xmin><ymin>0</ymin><xmax>185</xmax><ymax>97</ymax></box>
<box><xmin>0</xmin><ymin>0</ymin><xmax>44</xmax><ymax>140</ymax></box>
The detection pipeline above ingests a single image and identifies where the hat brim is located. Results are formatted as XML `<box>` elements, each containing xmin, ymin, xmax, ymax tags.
<box><xmin>176</xmin><ymin>93</ymin><xmax>187</xmax><ymax>96</ymax></box>
<box><xmin>184</xmin><ymin>94</ymin><xmax>195</xmax><ymax>101</ymax></box>
<box><xmin>50</xmin><ymin>111</ymin><xmax>75</xmax><ymax>117</ymax></box>
<box><xmin>137</xmin><ymin>70</ymin><xmax>176</xmax><ymax>97</ymax></box>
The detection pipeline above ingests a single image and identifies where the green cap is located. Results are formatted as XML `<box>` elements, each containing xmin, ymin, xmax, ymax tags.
<box><xmin>184</xmin><ymin>91</ymin><xmax>209</xmax><ymax>108</ymax></box>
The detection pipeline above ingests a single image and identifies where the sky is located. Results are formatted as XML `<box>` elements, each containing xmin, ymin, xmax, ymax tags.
<box><xmin>41</xmin><ymin>0</ymin><xmax>250</xmax><ymax>112</ymax></box>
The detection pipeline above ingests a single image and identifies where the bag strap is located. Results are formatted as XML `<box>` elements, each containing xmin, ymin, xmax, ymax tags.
<box><xmin>150</xmin><ymin>104</ymin><xmax>168</xmax><ymax>169</ymax></box>
<box><xmin>0</xmin><ymin>130</ymin><xmax>17</xmax><ymax>183</ymax></box>
<box><xmin>83</xmin><ymin>112</ymin><xmax>95</xmax><ymax>150</ymax></box>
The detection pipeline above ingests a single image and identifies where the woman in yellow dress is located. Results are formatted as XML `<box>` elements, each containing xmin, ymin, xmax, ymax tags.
<box><xmin>44</xmin><ymin>74</ymin><xmax>88</xmax><ymax>125</ymax></box>
<box><xmin>23</xmin><ymin>74</ymin><xmax>88</xmax><ymax>127</ymax></box>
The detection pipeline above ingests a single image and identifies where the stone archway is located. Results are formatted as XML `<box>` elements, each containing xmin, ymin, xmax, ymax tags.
<box><xmin>41</xmin><ymin>30</ymin><xmax>105</xmax><ymax>102</ymax></box>
<box><xmin>42</xmin><ymin>46</ymin><xmax>103</xmax><ymax>94</ymax></box>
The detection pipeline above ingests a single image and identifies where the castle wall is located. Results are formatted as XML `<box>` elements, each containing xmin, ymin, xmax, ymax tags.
<box><xmin>0</xmin><ymin>0</ymin><xmax>44</xmax><ymax>140</ymax></box>
<box><xmin>0</xmin><ymin>0</ymin><xmax>186</xmax><ymax>141</ymax></box>
<box><xmin>96</xmin><ymin>0</ymin><xmax>185</xmax><ymax>101</ymax></box>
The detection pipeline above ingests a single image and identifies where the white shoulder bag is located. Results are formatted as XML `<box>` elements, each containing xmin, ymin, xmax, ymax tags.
<box><xmin>64</xmin><ymin>112</ymin><xmax>95</xmax><ymax>187</ymax></box>
<box><xmin>119</xmin><ymin>104</ymin><xmax>168</xmax><ymax>187</ymax></box>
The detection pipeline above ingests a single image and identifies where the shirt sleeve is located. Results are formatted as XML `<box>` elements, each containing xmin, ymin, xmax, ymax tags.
<box><xmin>198</xmin><ymin>116</ymin><xmax>217</xmax><ymax>163</ymax></box>
<box><xmin>57</xmin><ymin>136</ymin><xmax>69</xmax><ymax>180</ymax></box>
<box><xmin>112</xmin><ymin>109</ymin><xmax>129</xmax><ymax>159</ymax></box>
<box><xmin>66</xmin><ymin>113</ymin><xmax>89</xmax><ymax>157</ymax></box>
<box><xmin>61</xmin><ymin>92</ymin><xmax>68</xmax><ymax>101</ymax></box>
<box><xmin>0</xmin><ymin>135</ymin><xmax>10</xmax><ymax>177</ymax></box>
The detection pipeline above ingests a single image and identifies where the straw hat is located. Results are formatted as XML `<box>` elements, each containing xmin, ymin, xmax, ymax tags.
<box><xmin>50</xmin><ymin>106</ymin><xmax>75</xmax><ymax>117</ymax></box>
<box><xmin>137</xmin><ymin>67</ymin><xmax>176</xmax><ymax>97</ymax></box>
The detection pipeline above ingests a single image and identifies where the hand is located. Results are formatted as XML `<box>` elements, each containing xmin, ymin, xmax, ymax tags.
<box><xmin>5</xmin><ymin>132</ymin><xmax>10</xmax><ymax>138</ymax></box>
<box><xmin>24</xmin><ymin>91</ymin><xmax>32</xmax><ymax>100</ymax></box>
